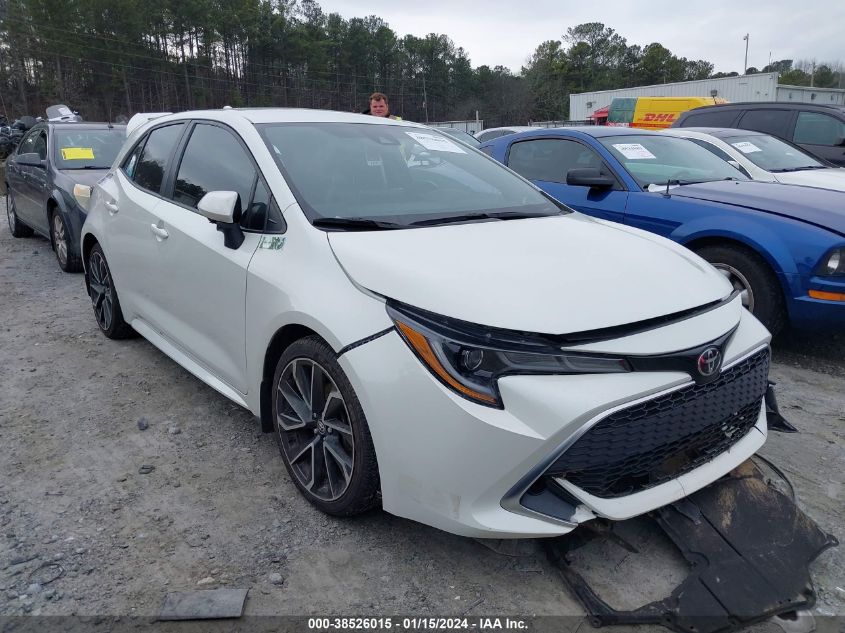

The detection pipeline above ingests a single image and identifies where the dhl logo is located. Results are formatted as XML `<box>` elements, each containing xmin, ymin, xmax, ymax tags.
<box><xmin>642</xmin><ymin>113</ymin><xmax>677</xmax><ymax>122</ymax></box>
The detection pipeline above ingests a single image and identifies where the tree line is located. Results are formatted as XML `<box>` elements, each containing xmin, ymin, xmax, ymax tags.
<box><xmin>0</xmin><ymin>1</ymin><xmax>842</xmax><ymax>126</ymax></box>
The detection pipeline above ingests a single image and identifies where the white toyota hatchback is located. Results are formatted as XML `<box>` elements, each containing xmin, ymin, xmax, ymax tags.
<box><xmin>81</xmin><ymin>109</ymin><xmax>772</xmax><ymax>538</ymax></box>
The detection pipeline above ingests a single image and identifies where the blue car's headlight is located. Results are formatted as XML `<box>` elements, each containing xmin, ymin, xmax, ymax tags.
<box><xmin>388</xmin><ymin>302</ymin><xmax>631</xmax><ymax>408</ymax></box>
<box><xmin>816</xmin><ymin>247</ymin><xmax>845</xmax><ymax>277</ymax></box>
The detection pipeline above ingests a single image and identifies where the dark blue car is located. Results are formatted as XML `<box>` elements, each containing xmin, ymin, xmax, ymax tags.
<box><xmin>481</xmin><ymin>127</ymin><xmax>845</xmax><ymax>334</ymax></box>
<box><xmin>5</xmin><ymin>122</ymin><xmax>126</xmax><ymax>272</ymax></box>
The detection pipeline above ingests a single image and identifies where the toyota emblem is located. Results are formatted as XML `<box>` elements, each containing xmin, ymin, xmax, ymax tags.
<box><xmin>697</xmin><ymin>347</ymin><xmax>722</xmax><ymax>377</ymax></box>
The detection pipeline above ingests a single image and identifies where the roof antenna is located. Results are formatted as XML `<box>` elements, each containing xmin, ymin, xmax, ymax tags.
<box><xmin>664</xmin><ymin>178</ymin><xmax>679</xmax><ymax>197</ymax></box>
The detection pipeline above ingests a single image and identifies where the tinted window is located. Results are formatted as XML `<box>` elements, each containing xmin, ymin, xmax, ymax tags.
<box><xmin>241</xmin><ymin>179</ymin><xmax>269</xmax><ymax>231</ymax></box>
<box><xmin>259</xmin><ymin>123</ymin><xmax>559</xmax><ymax>224</ymax></box>
<box><xmin>32</xmin><ymin>131</ymin><xmax>48</xmax><ymax>160</ymax></box>
<box><xmin>16</xmin><ymin>129</ymin><xmax>41</xmax><ymax>155</ymax></box>
<box><xmin>122</xmin><ymin>141</ymin><xmax>144</xmax><ymax>179</ymax></box>
<box><xmin>508</xmin><ymin>138</ymin><xmax>604</xmax><ymax>183</ymax></box>
<box><xmin>679</xmin><ymin>109</ymin><xmax>738</xmax><ymax>127</ymax></box>
<box><xmin>793</xmin><ymin>112</ymin><xmax>845</xmax><ymax>146</ymax></box>
<box><xmin>134</xmin><ymin>124</ymin><xmax>185</xmax><ymax>193</ymax></box>
<box><xmin>174</xmin><ymin>124</ymin><xmax>256</xmax><ymax>216</ymax></box>
<box><xmin>724</xmin><ymin>134</ymin><xmax>823</xmax><ymax>171</ymax></box>
<box><xmin>54</xmin><ymin>128</ymin><xmax>125</xmax><ymax>169</ymax></box>
<box><xmin>737</xmin><ymin>109</ymin><xmax>792</xmax><ymax>136</ymax></box>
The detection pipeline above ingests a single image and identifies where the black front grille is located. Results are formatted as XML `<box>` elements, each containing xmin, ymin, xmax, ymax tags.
<box><xmin>547</xmin><ymin>348</ymin><xmax>770</xmax><ymax>498</ymax></box>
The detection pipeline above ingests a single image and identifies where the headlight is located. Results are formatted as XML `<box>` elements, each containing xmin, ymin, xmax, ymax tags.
<box><xmin>73</xmin><ymin>184</ymin><xmax>92</xmax><ymax>210</ymax></box>
<box><xmin>388</xmin><ymin>302</ymin><xmax>631</xmax><ymax>408</ymax></box>
<box><xmin>816</xmin><ymin>247</ymin><xmax>845</xmax><ymax>276</ymax></box>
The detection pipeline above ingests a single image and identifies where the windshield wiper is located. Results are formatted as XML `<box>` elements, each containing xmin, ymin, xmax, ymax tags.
<box><xmin>312</xmin><ymin>217</ymin><xmax>408</xmax><ymax>231</ymax></box>
<box><xmin>65</xmin><ymin>165</ymin><xmax>110</xmax><ymax>170</ymax></box>
<box><xmin>770</xmin><ymin>166</ymin><xmax>826</xmax><ymax>172</ymax></box>
<box><xmin>410</xmin><ymin>210</ymin><xmax>557</xmax><ymax>227</ymax></box>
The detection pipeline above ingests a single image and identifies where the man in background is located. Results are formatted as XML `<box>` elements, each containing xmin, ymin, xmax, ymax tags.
<box><xmin>364</xmin><ymin>93</ymin><xmax>401</xmax><ymax>120</ymax></box>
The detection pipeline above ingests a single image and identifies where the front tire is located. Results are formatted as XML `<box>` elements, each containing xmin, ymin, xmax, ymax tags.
<box><xmin>697</xmin><ymin>243</ymin><xmax>786</xmax><ymax>335</ymax></box>
<box><xmin>51</xmin><ymin>210</ymin><xmax>82</xmax><ymax>272</ymax></box>
<box><xmin>87</xmin><ymin>244</ymin><xmax>134</xmax><ymax>339</ymax></box>
<box><xmin>272</xmin><ymin>336</ymin><xmax>380</xmax><ymax>516</ymax></box>
<box><xmin>6</xmin><ymin>192</ymin><xmax>34</xmax><ymax>238</ymax></box>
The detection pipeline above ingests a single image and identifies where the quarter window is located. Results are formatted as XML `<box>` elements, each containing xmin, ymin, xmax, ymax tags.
<box><xmin>793</xmin><ymin>112</ymin><xmax>845</xmax><ymax>146</ymax></box>
<box><xmin>134</xmin><ymin>124</ymin><xmax>185</xmax><ymax>193</ymax></box>
<box><xmin>737</xmin><ymin>109</ymin><xmax>792</xmax><ymax>136</ymax></box>
<box><xmin>17</xmin><ymin>129</ymin><xmax>42</xmax><ymax>156</ymax></box>
<box><xmin>173</xmin><ymin>124</ymin><xmax>256</xmax><ymax>217</ymax></box>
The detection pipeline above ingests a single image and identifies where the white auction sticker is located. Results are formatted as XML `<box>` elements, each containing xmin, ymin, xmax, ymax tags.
<box><xmin>612</xmin><ymin>143</ymin><xmax>656</xmax><ymax>160</ymax></box>
<box><xmin>731</xmin><ymin>141</ymin><xmax>762</xmax><ymax>154</ymax></box>
<box><xmin>405</xmin><ymin>132</ymin><xmax>466</xmax><ymax>153</ymax></box>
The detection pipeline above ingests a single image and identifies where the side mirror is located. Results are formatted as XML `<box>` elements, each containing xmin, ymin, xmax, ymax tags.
<box><xmin>17</xmin><ymin>152</ymin><xmax>45</xmax><ymax>167</ymax></box>
<box><xmin>566</xmin><ymin>167</ymin><xmax>614</xmax><ymax>189</ymax></box>
<box><xmin>197</xmin><ymin>191</ymin><xmax>244</xmax><ymax>249</ymax></box>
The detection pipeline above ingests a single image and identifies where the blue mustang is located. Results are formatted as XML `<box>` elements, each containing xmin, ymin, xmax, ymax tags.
<box><xmin>481</xmin><ymin>127</ymin><xmax>845</xmax><ymax>334</ymax></box>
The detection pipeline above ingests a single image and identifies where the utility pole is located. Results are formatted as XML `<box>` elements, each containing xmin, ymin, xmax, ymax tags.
<box><xmin>422</xmin><ymin>73</ymin><xmax>429</xmax><ymax>123</ymax></box>
<box><xmin>742</xmin><ymin>34</ymin><xmax>749</xmax><ymax>74</ymax></box>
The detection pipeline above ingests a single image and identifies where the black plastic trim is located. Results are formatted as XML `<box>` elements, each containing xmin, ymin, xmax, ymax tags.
<box><xmin>338</xmin><ymin>327</ymin><xmax>394</xmax><ymax>357</ymax></box>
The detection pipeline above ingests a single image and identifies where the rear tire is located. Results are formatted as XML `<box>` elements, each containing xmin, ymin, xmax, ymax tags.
<box><xmin>87</xmin><ymin>244</ymin><xmax>135</xmax><ymax>339</ymax></box>
<box><xmin>272</xmin><ymin>336</ymin><xmax>380</xmax><ymax>516</ymax></box>
<box><xmin>6</xmin><ymin>192</ymin><xmax>34</xmax><ymax>238</ymax></box>
<box><xmin>696</xmin><ymin>243</ymin><xmax>786</xmax><ymax>335</ymax></box>
<box><xmin>51</xmin><ymin>209</ymin><xmax>82</xmax><ymax>272</ymax></box>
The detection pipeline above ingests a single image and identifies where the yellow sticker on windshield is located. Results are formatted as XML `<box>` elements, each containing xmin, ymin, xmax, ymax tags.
<box><xmin>61</xmin><ymin>147</ymin><xmax>95</xmax><ymax>160</ymax></box>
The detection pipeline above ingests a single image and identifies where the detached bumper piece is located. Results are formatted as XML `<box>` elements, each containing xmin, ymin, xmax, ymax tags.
<box><xmin>546</xmin><ymin>461</ymin><xmax>837</xmax><ymax>633</ymax></box>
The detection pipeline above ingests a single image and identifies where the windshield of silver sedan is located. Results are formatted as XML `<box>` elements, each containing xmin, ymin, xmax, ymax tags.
<box><xmin>258</xmin><ymin>123</ymin><xmax>564</xmax><ymax>228</ymax></box>
<box><xmin>722</xmin><ymin>134</ymin><xmax>825</xmax><ymax>172</ymax></box>
<box><xmin>598</xmin><ymin>135</ymin><xmax>750</xmax><ymax>189</ymax></box>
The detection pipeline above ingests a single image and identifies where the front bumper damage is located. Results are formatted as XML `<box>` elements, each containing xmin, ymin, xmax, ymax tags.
<box><xmin>545</xmin><ymin>460</ymin><xmax>838</xmax><ymax>633</ymax></box>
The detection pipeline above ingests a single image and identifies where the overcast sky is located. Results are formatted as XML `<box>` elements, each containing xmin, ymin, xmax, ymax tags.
<box><xmin>318</xmin><ymin>0</ymin><xmax>844</xmax><ymax>75</ymax></box>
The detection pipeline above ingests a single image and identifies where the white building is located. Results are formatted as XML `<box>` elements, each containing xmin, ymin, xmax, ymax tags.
<box><xmin>569</xmin><ymin>72</ymin><xmax>845</xmax><ymax>121</ymax></box>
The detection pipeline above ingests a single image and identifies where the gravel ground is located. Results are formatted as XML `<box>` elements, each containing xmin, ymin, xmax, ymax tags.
<box><xmin>1</xmin><ymin>196</ymin><xmax>843</xmax><ymax>627</ymax></box>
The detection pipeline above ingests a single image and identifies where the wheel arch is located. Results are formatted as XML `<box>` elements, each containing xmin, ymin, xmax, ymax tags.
<box><xmin>259</xmin><ymin>324</ymin><xmax>324</xmax><ymax>432</ymax></box>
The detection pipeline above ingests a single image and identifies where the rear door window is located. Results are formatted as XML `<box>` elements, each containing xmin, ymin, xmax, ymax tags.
<box><xmin>737</xmin><ymin>109</ymin><xmax>792</xmax><ymax>137</ymax></box>
<box><xmin>793</xmin><ymin>112</ymin><xmax>845</xmax><ymax>146</ymax></box>
<box><xmin>133</xmin><ymin>124</ymin><xmax>185</xmax><ymax>194</ymax></box>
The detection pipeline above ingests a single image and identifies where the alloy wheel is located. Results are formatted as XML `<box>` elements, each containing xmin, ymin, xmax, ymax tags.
<box><xmin>7</xmin><ymin>197</ymin><xmax>16</xmax><ymax>232</ymax></box>
<box><xmin>276</xmin><ymin>359</ymin><xmax>355</xmax><ymax>502</ymax></box>
<box><xmin>53</xmin><ymin>214</ymin><xmax>68</xmax><ymax>267</ymax></box>
<box><xmin>88</xmin><ymin>251</ymin><xmax>114</xmax><ymax>331</ymax></box>
<box><xmin>713</xmin><ymin>263</ymin><xmax>755</xmax><ymax>312</ymax></box>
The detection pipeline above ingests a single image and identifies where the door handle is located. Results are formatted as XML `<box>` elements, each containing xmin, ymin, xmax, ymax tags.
<box><xmin>104</xmin><ymin>199</ymin><xmax>119</xmax><ymax>214</ymax></box>
<box><xmin>150</xmin><ymin>224</ymin><xmax>169</xmax><ymax>239</ymax></box>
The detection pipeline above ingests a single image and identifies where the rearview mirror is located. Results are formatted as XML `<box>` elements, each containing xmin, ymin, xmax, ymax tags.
<box><xmin>17</xmin><ymin>152</ymin><xmax>45</xmax><ymax>167</ymax></box>
<box><xmin>566</xmin><ymin>168</ymin><xmax>614</xmax><ymax>189</ymax></box>
<box><xmin>198</xmin><ymin>191</ymin><xmax>244</xmax><ymax>249</ymax></box>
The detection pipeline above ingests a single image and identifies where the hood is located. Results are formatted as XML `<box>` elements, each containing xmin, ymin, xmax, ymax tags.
<box><xmin>327</xmin><ymin>214</ymin><xmax>732</xmax><ymax>334</ymax></box>
<box><xmin>666</xmin><ymin>180</ymin><xmax>845</xmax><ymax>236</ymax></box>
<box><xmin>774</xmin><ymin>168</ymin><xmax>845</xmax><ymax>193</ymax></box>
<box><xmin>59</xmin><ymin>168</ymin><xmax>111</xmax><ymax>187</ymax></box>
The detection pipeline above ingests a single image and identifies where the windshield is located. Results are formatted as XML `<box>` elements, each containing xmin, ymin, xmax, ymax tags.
<box><xmin>598</xmin><ymin>134</ymin><xmax>749</xmax><ymax>188</ymax></box>
<box><xmin>438</xmin><ymin>128</ymin><xmax>482</xmax><ymax>147</ymax></box>
<box><xmin>54</xmin><ymin>128</ymin><xmax>126</xmax><ymax>169</ymax></box>
<box><xmin>258</xmin><ymin>122</ymin><xmax>561</xmax><ymax>226</ymax></box>
<box><xmin>722</xmin><ymin>134</ymin><xmax>825</xmax><ymax>172</ymax></box>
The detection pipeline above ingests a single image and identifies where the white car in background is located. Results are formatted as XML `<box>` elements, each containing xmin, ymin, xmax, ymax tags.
<box><xmin>475</xmin><ymin>126</ymin><xmax>536</xmax><ymax>143</ymax></box>
<box><xmin>663</xmin><ymin>127</ymin><xmax>845</xmax><ymax>191</ymax></box>
<box><xmin>81</xmin><ymin>108</ymin><xmax>771</xmax><ymax>538</ymax></box>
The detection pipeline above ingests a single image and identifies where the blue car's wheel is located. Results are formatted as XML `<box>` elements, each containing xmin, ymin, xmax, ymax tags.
<box><xmin>697</xmin><ymin>244</ymin><xmax>786</xmax><ymax>335</ymax></box>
